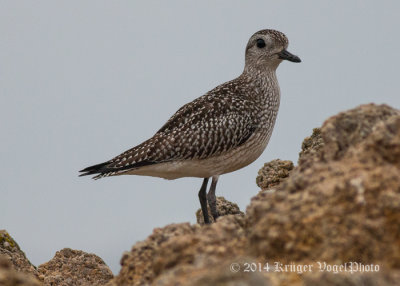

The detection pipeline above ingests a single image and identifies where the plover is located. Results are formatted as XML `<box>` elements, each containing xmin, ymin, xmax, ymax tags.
<box><xmin>80</xmin><ymin>29</ymin><xmax>301</xmax><ymax>224</ymax></box>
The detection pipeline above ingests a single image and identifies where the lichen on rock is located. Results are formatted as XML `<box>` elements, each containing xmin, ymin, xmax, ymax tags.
<box><xmin>0</xmin><ymin>230</ymin><xmax>38</xmax><ymax>278</ymax></box>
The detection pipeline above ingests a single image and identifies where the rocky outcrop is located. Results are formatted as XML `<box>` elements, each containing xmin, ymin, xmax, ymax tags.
<box><xmin>256</xmin><ymin>159</ymin><xmax>294</xmax><ymax>190</ymax></box>
<box><xmin>109</xmin><ymin>103</ymin><xmax>400</xmax><ymax>285</ymax></box>
<box><xmin>297</xmin><ymin>128</ymin><xmax>323</xmax><ymax>165</ymax></box>
<box><xmin>0</xmin><ymin>230</ymin><xmax>38</xmax><ymax>278</ymax></box>
<box><xmin>3</xmin><ymin>103</ymin><xmax>400</xmax><ymax>285</ymax></box>
<box><xmin>246</xmin><ymin>103</ymin><xmax>400</xmax><ymax>268</ymax></box>
<box><xmin>302</xmin><ymin>271</ymin><xmax>399</xmax><ymax>286</ymax></box>
<box><xmin>0</xmin><ymin>256</ymin><xmax>41</xmax><ymax>286</ymax></box>
<box><xmin>195</xmin><ymin>196</ymin><xmax>244</xmax><ymax>225</ymax></box>
<box><xmin>37</xmin><ymin>248</ymin><xmax>113</xmax><ymax>286</ymax></box>
<box><xmin>109</xmin><ymin>215</ymin><xmax>248</xmax><ymax>286</ymax></box>
<box><xmin>0</xmin><ymin>230</ymin><xmax>113</xmax><ymax>286</ymax></box>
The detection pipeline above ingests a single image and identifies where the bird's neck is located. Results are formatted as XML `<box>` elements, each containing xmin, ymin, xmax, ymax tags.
<box><xmin>240</xmin><ymin>67</ymin><xmax>280</xmax><ymax>103</ymax></box>
<box><xmin>242</xmin><ymin>64</ymin><xmax>277</xmax><ymax>79</ymax></box>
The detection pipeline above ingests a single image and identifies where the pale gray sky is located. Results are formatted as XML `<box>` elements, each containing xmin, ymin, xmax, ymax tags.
<box><xmin>1</xmin><ymin>1</ymin><xmax>399</xmax><ymax>273</ymax></box>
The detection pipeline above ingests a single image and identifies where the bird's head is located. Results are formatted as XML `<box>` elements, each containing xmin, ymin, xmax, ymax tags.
<box><xmin>245</xmin><ymin>29</ymin><xmax>301</xmax><ymax>72</ymax></box>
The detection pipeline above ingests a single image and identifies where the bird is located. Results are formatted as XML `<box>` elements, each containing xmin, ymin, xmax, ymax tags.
<box><xmin>80</xmin><ymin>29</ymin><xmax>301</xmax><ymax>224</ymax></box>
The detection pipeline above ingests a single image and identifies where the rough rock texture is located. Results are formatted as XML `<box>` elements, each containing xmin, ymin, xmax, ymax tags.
<box><xmin>0</xmin><ymin>230</ymin><xmax>38</xmax><ymax>278</ymax></box>
<box><xmin>247</xmin><ymin>104</ymin><xmax>400</xmax><ymax>268</ymax></box>
<box><xmin>109</xmin><ymin>103</ymin><xmax>400</xmax><ymax>285</ymax></box>
<box><xmin>37</xmin><ymin>248</ymin><xmax>113</xmax><ymax>286</ymax></box>
<box><xmin>302</xmin><ymin>271</ymin><xmax>400</xmax><ymax>286</ymax></box>
<box><xmin>0</xmin><ymin>233</ymin><xmax>113</xmax><ymax>286</ymax></box>
<box><xmin>155</xmin><ymin>257</ymin><xmax>272</xmax><ymax>286</ymax></box>
<box><xmin>298</xmin><ymin>128</ymin><xmax>323</xmax><ymax>165</ymax></box>
<box><xmin>109</xmin><ymin>215</ymin><xmax>247</xmax><ymax>286</ymax></box>
<box><xmin>320</xmin><ymin>104</ymin><xmax>399</xmax><ymax>161</ymax></box>
<box><xmin>196</xmin><ymin>196</ymin><xmax>244</xmax><ymax>224</ymax></box>
<box><xmin>0</xmin><ymin>256</ymin><xmax>41</xmax><ymax>286</ymax></box>
<box><xmin>256</xmin><ymin>159</ymin><xmax>294</xmax><ymax>190</ymax></box>
<box><xmin>4</xmin><ymin>103</ymin><xmax>400</xmax><ymax>286</ymax></box>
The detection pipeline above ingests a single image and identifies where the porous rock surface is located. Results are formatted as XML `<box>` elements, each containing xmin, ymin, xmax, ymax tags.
<box><xmin>109</xmin><ymin>215</ymin><xmax>248</xmax><ymax>286</ymax></box>
<box><xmin>109</xmin><ymin>103</ymin><xmax>400</xmax><ymax>285</ymax></box>
<box><xmin>0</xmin><ymin>256</ymin><xmax>41</xmax><ymax>286</ymax></box>
<box><xmin>0</xmin><ymin>230</ymin><xmax>38</xmax><ymax>278</ymax></box>
<box><xmin>247</xmin><ymin>104</ymin><xmax>400</xmax><ymax>267</ymax></box>
<box><xmin>195</xmin><ymin>196</ymin><xmax>244</xmax><ymax>225</ymax></box>
<box><xmin>4</xmin><ymin>103</ymin><xmax>400</xmax><ymax>286</ymax></box>
<box><xmin>297</xmin><ymin>128</ymin><xmax>323</xmax><ymax>166</ymax></box>
<box><xmin>256</xmin><ymin>159</ymin><xmax>294</xmax><ymax>190</ymax></box>
<box><xmin>0</xmin><ymin>235</ymin><xmax>114</xmax><ymax>286</ymax></box>
<box><xmin>37</xmin><ymin>248</ymin><xmax>113</xmax><ymax>286</ymax></box>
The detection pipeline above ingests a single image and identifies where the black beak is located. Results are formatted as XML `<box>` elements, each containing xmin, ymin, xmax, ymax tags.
<box><xmin>278</xmin><ymin>49</ymin><xmax>301</xmax><ymax>63</ymax></box>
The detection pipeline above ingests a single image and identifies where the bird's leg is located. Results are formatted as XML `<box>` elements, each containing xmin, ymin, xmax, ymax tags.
<box><xmin>207</xmin><ymin>175</ymin><xmax>220</xmax><ymax>221</ymax></box>
<box><xmin>198</xmin><ymin>178</ymin><xmax>210</xmax><ymax>224</ymax></box>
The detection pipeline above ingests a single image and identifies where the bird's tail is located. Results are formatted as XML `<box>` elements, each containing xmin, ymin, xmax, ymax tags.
<box><xmin>79</xmin><ymin>161</ymin><xmax>110</xmax><ymax>178</ymax></box>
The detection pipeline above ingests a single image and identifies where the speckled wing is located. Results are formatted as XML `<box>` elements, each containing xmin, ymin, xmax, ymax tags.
<box><xmin>157</xmin><ymin>94</ymin><xmax>257</xmax><ymax>159</ymax></box>
<box><xmin>79</xmin><ymin>93</ymin><xmax>257</xmax><ymax>179</ymax></box>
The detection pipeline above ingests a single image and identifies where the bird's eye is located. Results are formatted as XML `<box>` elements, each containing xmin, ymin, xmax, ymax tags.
<box><xmin>256</xmin><ymin>38</ymin><xmax>266</xmax><ymax>48</ymax></box>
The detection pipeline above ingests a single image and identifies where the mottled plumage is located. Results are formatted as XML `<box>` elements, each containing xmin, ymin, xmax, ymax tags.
<box><xmin>80</xmin><ymin>29</ymin><xmax>300</xmax><ymax>223</ymax></box>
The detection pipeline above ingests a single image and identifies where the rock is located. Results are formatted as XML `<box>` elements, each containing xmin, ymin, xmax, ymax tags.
<box><xmin>110</xmin><ymin>223</ymin><xmax>197</xmax><ymax>286</ymax></box>
<box><xmin>109</xmin><ymin>215</ymin><xmax>247</xmax><ymax>286</ymax></box>
<box><xmin>303</xmin><ymin>271</ymin><xmax>400</xmax><ymax>286</ymax></box>
<box><xmin>111</xmin><ymin>103</ymin><xmax>400</xmax><ymax>285</ymax></box>
<box><xmin>38</xmin><ymin>248</ymin><xmax>113</xmax><ymax>286</ymax></box>
<box><xmin>249</xmin><ymin>159</ymin><xmax>294</xmax><ymax>227</ymax></box>
<box><xmin>319</xmin><ymin>103</ymin><xmax>399</xmax><ymax>161</ymax></box>
<box><xmin>0</xmin><ymin>255</ymin><xmax>41</xmax><ymax>286</ymax></box>
<box><xmin>247</xmin><ymin>103</ymin><xmax>400</xmax><ymax>269</ymax></box>
<box><xmin>0</xmin><ymin>232</ymin><xmax>113</xmax><ymax>285</ymax></box>
<box><xmin>154</xmin><ymin>256</ymin><xmax>271</xmax><ymax>286</ymax></box>
<box><xmin>256</xmin><ymin>159</ymin><xmax>294</xmax><ymax>190</ymax></box>
<box><xmin>0</xmin><ymin>230</ymin><xmax>38</xmax><ymax>277</ymax></box>
<box><xmin>196</xmin><ymin>196</ymin><xmax>244</xmax><ymax>224</ymax></box>
<box><xmin>5</xmin><ymin>103</ymin><xmax>400</xmax><ymax>286</ymax></box>
<box><xmin>298</xmin><ymin>128</ymin><xmax>323</xmax><ymax>166</ymax></box>
<box><xmin>153</xmin><ymin>215</ymin><xmax>246</xmax><ymax>282</ymax></box>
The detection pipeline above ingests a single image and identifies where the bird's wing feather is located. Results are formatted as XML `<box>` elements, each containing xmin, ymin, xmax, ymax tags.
<box><xmin>79</xmin><ymin>92</ymin><xmax>257</xmax><ymax>179</ymax></box>
<box><xmin>154</xmin><ymin>94</ymin><xmax>257</xmax><ymax>160</ymax></box>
